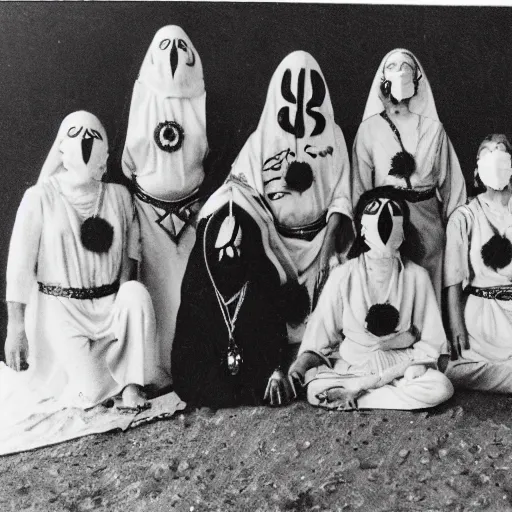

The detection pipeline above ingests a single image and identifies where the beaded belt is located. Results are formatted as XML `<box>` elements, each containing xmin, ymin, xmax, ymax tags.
<box><xmin>276</xmin><ymin>211</ymin><xmax>328</xmax><ymax>241</ymax></box>
<box><xmin>390</xmin><ymin>187</ymin><xmax>436</xmax><ymax>203</ymax></box>
<box><xmin>131</xmin><ymin>176</ymin><xmax>200</xmax><ymax>220</ymax></box>
<box><xmin>465</xmin><ymin>285</ymin><xmax>512</xmax><ymax>301</ymax></box>
<box><xmin>38</xmin><ymin>281</ymin><xmax>120</xmax><ymax>300</ymax></box>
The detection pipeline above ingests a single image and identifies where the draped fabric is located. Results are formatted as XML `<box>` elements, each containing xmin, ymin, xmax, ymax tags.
<box><xmin>172</xmin><ymin>202</ymin><xmax>289</xmax><ymax>408</ymax></box>
<box><xmin>230</xmin><ymin>51</ymin><xmax>352</xmax><ymax>341</ymax></box>
<box><xmin>121</xmin><ymin>26</ymin><xmax>209</xmax><ymax>385</ymax></box>
<box><xmin>3</xmin><ymin>179</ymin><xmax>156</xmax><ymax>409</ymax></box>
<box><xmin>352</xmin><ymin>49</ymin><xmax>466</xmax><ymax>301</ymax></box>
<box><xmin>298</xmin><ymin>255</ymin><xmax>453</xmax><ymax>410</ymax></box>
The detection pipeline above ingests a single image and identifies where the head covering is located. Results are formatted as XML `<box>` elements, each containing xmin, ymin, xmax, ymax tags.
<box><xmin>138</xmin><ymin>25</ymin><xmax>204</xmax><ymax>99</ymax></box>
<box><xmin>38</xmin><ymin>111</ymin><xmax>108</xmax><ymax>184</ymax></box>
<box><xmin>348</xmin><ymin>186</ymin><xmax>418</xmax><ymax>260</ymax></box>
<box><xmin>362</xmin><ymin>48</ymin><xmax>439</xmax><ymax>122</ymax></box>
<box><xmin>122</xmin><ymin>25</ymin><xmax>208</xmax><ymax>199</ymax></box>
<box><xmin>230</xmin><ymin>51</ymin><xmax>348</xmax><ymax>228</ymax></box>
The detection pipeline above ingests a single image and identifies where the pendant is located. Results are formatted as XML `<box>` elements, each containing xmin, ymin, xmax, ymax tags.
<box><xmin>227</xmin><ymin>338</ymin><xmax>243</xmax><ymax>376</ymax></box>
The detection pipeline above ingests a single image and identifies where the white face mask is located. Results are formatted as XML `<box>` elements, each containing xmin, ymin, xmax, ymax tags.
<box><xmin>385</xmin><ymin>70</ymin><xmax>415</xmax><ymax>102</ymax></box>
<box><xmin>477</xmin><ymin>150</ymin><xmax>512</xmax><ymax>191</ymax></box>
<box><xmin>361</xmin><ymin>199</ymin><xmax>404</xmax><ymax>257</ymax></box>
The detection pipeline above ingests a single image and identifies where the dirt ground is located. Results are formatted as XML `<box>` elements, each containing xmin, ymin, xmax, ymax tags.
<box><xmin>2</xmin><ymin>390</ymin><xmax>512</xmax><ymax>512</ymax></box>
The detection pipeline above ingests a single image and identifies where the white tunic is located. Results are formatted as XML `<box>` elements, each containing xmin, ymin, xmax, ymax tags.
<box><xmin>3</xmin><ymin>178</ymin><xmax>156</xmax><ymax>409</ymax></box>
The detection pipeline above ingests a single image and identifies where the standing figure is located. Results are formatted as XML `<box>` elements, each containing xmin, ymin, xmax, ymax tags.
<box><xmin>445</xmin><ymin>134</ymin><xmax>512</xmax><ymax>392</ymax></box>
<box><xmin>3</xmin><ymin>111</ymin><xmax>156</xmax><ymax>411</ymax></box>
<box><xmin>352</xmin><ymin>48</ymin><xmax>466</xmax><ymax>302</ymax></box>
<box><xmin>288</xmin><ymin>187</ymin><xmax>453</xmax><ymax>411</ymax></box>
<box><xmin>230</xmin><ymin>51</ymin><xmax>353</xmax><ymax>344</ymax></box>
<box><xmin>122</xmin><ymin>25</ymin><xmax>208</xmax><ymax>387</ymax></box>
<box><xmin>172</xmin><ymin>182</ymin><xmax>300</xmax><ymax>408</ymax></box>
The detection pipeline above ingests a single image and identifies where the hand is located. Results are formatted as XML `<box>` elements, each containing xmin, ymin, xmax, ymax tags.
<box><xmin>377</xmin><ymin>326</ymin><xmax>419</xmax><ymax>351</ymax></box>
<box><xmin>264</xmin><ymin>369</ymin><xmax>295</xmax><ymax>406</ymax></box>
<box><xmin>449</xmin><ymin>331</ymin><xmax>469</xmax><ymax>361</ymax></box>
<box><xmin>288</xmin><ymin>351</ymin><xmax>324</xmax><ymax>390</ymax></box>
<box><xmin>5</xmin><ymin>324</ymin><xmax>29</xmax><ymax>372</ymax></box>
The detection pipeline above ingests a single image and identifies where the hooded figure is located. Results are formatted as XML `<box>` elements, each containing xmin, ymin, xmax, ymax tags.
<box><xmin>445</xmin><ymin>134</ymin><xmax>512</xmax><ymax>394</ymax></box>
<box><xmin>171</xmin><ymin>181</ymin><xmax>303</xmax><ymax>408</ymax></box>
<box><xmin>288</xmin><ymin>187</ymin><xmax>453</xmax><ymax>411</ymax></box>
<box><xmin>3</xmin><ymin>111</ymin><xmax>156</xmax><ymax>415</ymax></box>
<box><xmin>230</xmin><ymin>51</ymin><xmax>353</xmax><ymax>343</ymax></box>
<box><xmin>352</xmin><ymin>48</ymin><xmax>466</xmax><ymax>303</ymax></box>
<box><xmin>122</xmin><ymin>25</ymin><xmax>209</xmax><ymax>387</ymax></box>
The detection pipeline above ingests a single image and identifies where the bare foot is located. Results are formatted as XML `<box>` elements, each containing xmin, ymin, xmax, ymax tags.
<box><xmin>316</xmin><ymin>386</ymin><xmax>365</xmax><ymax>411</ymax></box>
<box><xmin>121</xmin><ymin>384</ymin><xmax>148</xmax><ymax>409</ymax></box>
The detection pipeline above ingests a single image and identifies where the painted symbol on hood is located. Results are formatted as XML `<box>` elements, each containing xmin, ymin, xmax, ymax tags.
<box><xmin>66</xmin><ymin>126</ymin><xmax>103</xmax><ymax>164</ymax></box>
<box><xmin>154</xmin><ymin>121</ymin><xmax>185</xmax><ymax>153</ymax></box>
<box><xmin>159</xmin><ymin>38</ymin><xmax>196</xmax><ymax>78</ymax></box>
<box><xmin>277</xmin><ymin>68</ymin><xmax>326</xmax><ymax>139</ymax></box>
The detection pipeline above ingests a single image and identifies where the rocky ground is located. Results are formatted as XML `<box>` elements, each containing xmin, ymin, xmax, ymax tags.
<box><xmin>2</xmin><ymin>390</ymin><xmax>512</xmax><ymax>512</ymax></box>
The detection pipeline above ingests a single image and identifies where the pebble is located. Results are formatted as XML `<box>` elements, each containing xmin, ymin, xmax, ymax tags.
<box><xmin>177</xmin><ymin>461</ymin><xmax>190</xmax><ymax>474</ymax></box>
<box><xmin>479</xmin><ymin>473</ymin><xmax>491</xmax><ymax>485</ymax></box>
<box><xmin>439</xmin><ymin>448</ymin><xmax>449</xmax><ymax>459</ymax></box>
<box><xmin>420</xmin><ymin>456</ymin><xmax>431</xmax><ymax>465</ymax></box>
<box><xmin>149</xmin><ymin>463</ymin><xmax>169</xmax><ymax>481</ymax></box>
<box><xmin>170</xmin><ymin>494</ymin><xmax>181</xmax><ymax>506</ymax></box>
<box><xmin>398</xmin><ymin>449</ymin><xmax>410</xmax><ymax>458</ymax></box>
<box><xmin>487</xmin><ymin>445</ymin><xmax>502</xmax><ymax>459</ymax></box>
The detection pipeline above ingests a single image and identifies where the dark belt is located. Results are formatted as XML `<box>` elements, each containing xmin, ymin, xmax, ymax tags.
<box><xmin>389</xmin><ymin>187</ymin><xmax>436</xmax><ymax>203</ymax></box>
<box><xmin>465</xmin><ymin>285</ymin><xmax>512</xmax><ymax>301</ymax></box>
<box><xmin>275</xmin><ymin>212</ymin><xmax>328</xmax><ymax>241</ymax></box>
<box><xmin>38</xmin><ymin>281</ymin><xmax>120</xmax><ymax>300</ymax></box>
<box><xmin>131</xmin><ymin>175</ymin><xmax>200</xmax><ymax>221</ymax></box>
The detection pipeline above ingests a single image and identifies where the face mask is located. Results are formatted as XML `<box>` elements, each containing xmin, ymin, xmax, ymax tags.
<box><xmin>60</xmin><ymin>128</ymin><xmax>108</xmax><ymax>181</ymax></box>
<box><xmin>477</xmin><ymin>150</ymin><xmax>512</xmax><ymax>191</ymax></box>
<box><xmin>361</xmin><ymin>199</ymin><xmax>404</xmax><ymax>257</ymax></box>
<box><xmin>385</xmin><ymin>70</ymin><xmax>415</xmax><ymax>102</ymax></box>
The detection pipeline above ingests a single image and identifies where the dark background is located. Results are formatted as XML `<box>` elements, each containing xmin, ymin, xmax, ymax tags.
<box><xmin>1</xmin><ymin>2</ymin><xmax>511</xmax><ymax>357</ymax></box>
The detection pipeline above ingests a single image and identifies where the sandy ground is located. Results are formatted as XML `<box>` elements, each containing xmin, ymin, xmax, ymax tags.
<box><xmin>2</xmin><ymin>390</ymin><xmax>512</xmax><ymax>512</ymax></box>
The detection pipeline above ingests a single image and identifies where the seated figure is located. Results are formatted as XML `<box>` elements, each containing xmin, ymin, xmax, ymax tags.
<box><xmin>445</xmin><ymin>134</ymin><xmax>512</xmax><ymax>392</ymax></box>
<box><xmin>288</xmin><ymin>187</ymin><xmax>453</xmax><ymax>410</ymax></box>
<box><xmin>3</xmin><ymin>111</ymin><xmax>156</xmax><ymax>410</ymax></box>
<box><xmin>172</xmin><ymin>180</ymin><xmax>310</xmax><ymax>408</ymax></box>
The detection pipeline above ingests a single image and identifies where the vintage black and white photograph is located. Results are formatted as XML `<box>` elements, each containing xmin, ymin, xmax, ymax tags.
<box><xmin>1</xmin><ymin>1</ymin><xmax>512</xmax><ymax>510</ymax></box>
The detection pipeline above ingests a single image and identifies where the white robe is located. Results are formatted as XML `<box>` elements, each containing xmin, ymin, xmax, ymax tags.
<box><xmin>299</xmin><ymin>255</ymin><xmax>453</xmax><ymax>410</ymax></box>
<box><xmin>352</xmin><ymin>114</ymin><xmax>466</xmax><ymax>302</ymax></box>
<box><xmin>2</xmin><ymin>178</ymin><xmax>156</xmax><ymax>411</ymax></box>
<box><xmin>230</xmin><ymin>51</ymin><xmax>353</xmax><ymax>342</ymax></box>
<box><xmin>445</xmin><ymin>196</ymin><xmax>512</xmax><ymax>392</ymax></box>
<box><xmin>122</xmin><ymin>26</ymin><xmax>208</xmax><ymax>385</ymax></box>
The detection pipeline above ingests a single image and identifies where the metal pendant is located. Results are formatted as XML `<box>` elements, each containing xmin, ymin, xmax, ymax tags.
<box><xmin>227</xmin><ymin>339</ymin><xmax>243</xmax><ymax>376</ymax></box>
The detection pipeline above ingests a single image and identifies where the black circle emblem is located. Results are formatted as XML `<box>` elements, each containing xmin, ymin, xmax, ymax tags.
<box><xmin>154</xmin><ymin>121</ymin><xmax>185</xmax><ymax>153</ymax></box>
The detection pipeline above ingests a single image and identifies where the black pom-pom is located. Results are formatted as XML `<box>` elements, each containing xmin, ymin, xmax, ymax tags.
<box><xmin>285</xmin><ymin>161</ymin><xmax>314</xmax><ymax>193</ymax></box>
<box><xmin>481</xmin><ymin>234</ymin><xmax>512</xmax><ymax>271</ymax></box>
<box><xmin>277</xmin><ymin>280</ymin><xmax>310</xmax><ymax>327</ymax></box>
<box><xmin>388</xmin><ymin>151</ymin><xmax>416</xmax><ymax>180</ymax></box>
<box><xmin>80</xmin><ymin>216</ymin><xmax>114</xmax><ymax>253</ymax></box>
<box><xmin>365</xmin><ymin>303</ymin><xmax>400</xmax><ymax>337</ymax></box>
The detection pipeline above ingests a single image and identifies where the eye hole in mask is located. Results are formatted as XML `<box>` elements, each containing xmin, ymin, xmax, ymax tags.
<box><xmin>363</xmin><ymin>199</ymin><xmax>382</xmax><ymax>215</ymax></box>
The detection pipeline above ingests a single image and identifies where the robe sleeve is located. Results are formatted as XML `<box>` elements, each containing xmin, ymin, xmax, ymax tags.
<box><xmin>326</xmin><ymin>125</ymin><xmax>353</xmax><ymax>221</ymax></box>
<box><xmin>436</xmin><ymin>126</ymin><xmax>467</xmax><ymax>221</ymax></box>
<box><xmin>443</xmin><ymin>206</ymin><xmax>470</xmax><ymax>288</ymax></box>
<box><xmin>6</xmin><ymin>186</ymin><xmax>43</xmax><ymax>304</ymax></box>
<box><xmin>298</xmin><ymin>265</ymin><xmax>346</xmax><ymax>360</ymax></box>
<box><xmin>410</xmin><ymin>264</ymin><xmax>449</xmax><ymax>360</ymax></box>
<box><xmin>351</xmin><ymin>122</ymin><xmax>374</xmax><ymax>210</ymax></box>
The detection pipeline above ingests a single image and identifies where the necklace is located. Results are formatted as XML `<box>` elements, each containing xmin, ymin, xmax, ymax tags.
<box><xmin>203</xmin><ymin>213</ymin><xmax>248</xmax><ymax>376</ymax></box>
